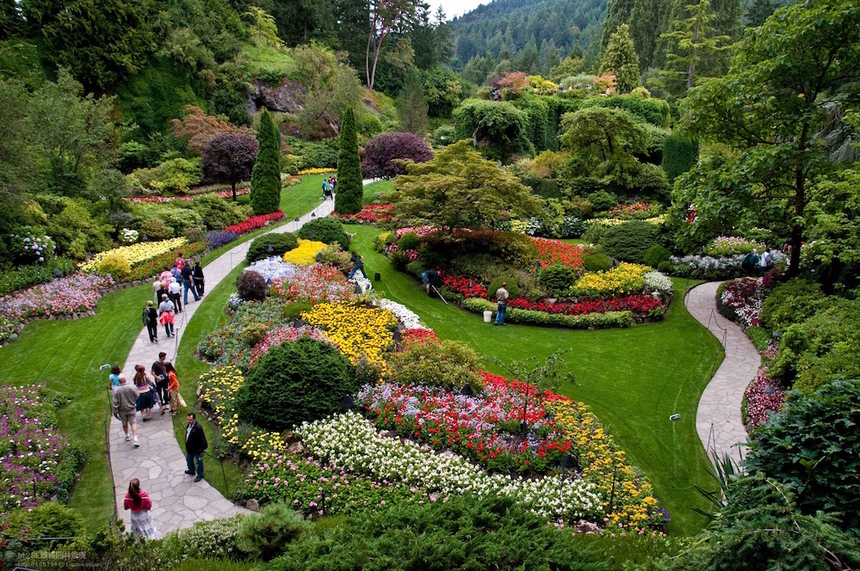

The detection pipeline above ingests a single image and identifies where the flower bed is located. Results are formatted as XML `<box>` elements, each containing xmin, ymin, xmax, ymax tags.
<box><xmin>127</xmin><ymin>186</ymin><xmax>250</xmax><ymax>203</ymax></box>
<box><xmin>79</xmin><ymin>237</ymin><xmax>188</xmax><ymax>273</ymax></box>
<box><xmin>198</xmin><ymin>298</ymin><xmax>288</xmax><ymax>369</ymax></box>
<box><xmin>570</xmin><ymin>263</ymin><xmax>651</xmax><ymax>297</ymax></box>
<box><xmin>0</xmin><ymin>385</ymin><xmax>84</xmax><ymax>511</ymax></box>
<box><xmin>462</xmin><ymin>298</ymin><xmax>636</xmax><ymax>329</ymax></box>
<box><xmin>270</xmin><ymin>264</ymin><xmax>355</xmax><ymax>303</ymax></box>
<box><xmin>281</xmin><ymin>239</ymin><xmax>328</xmax><ymax>265</ymax></box>
<box><xmin>246</xmin><ymin>258</ymin><xmax>297</xmax><ymax>283</ymax></box>
<box><xmin>126</xmin><ymin>242</ymin><xmax>206</xmax><ymax>282</ymax></box>
<box><xmin>301</xmin><ymin>303</ymin><xmax>397</xmax><ymax>371</ymax></box>
<box><xmin>439</xmin><ymin>272</ymin><xmax>488</xmax><ymax>299</ymax></box>
<box><xmin>335</xmin><ymin>203</ymin><xmax>394</xmax><ymax>224</ymax></box>
<box><xmin>704</xmin><ymin>236</ymin><xmax>762</xmax><ymax>256</ymax></box>
<box><xmin>668</xmin><ymin>250</ymin><xmax>785</xmax><ymax>280</ymax></box>
<box><xmin>298</xmin><ymin>168</ymin><xmax>335</xmax><ymax>175</ymax></box>
<box><xmin>248</xmin><ymin>326</ymin><xmax>332</xmax><ymax>368</ymax></box>
<box><xmin>531</xmin><ymin>238</ymin><xmax>586</xmax><ymax>269</ymax></box>
<box><xmin>298</xmin><ymin>411</ymin><xmax>604</xmax><ymax>523</ymax></box>
<box><xmin>607</xmin><ymin>202</ymin><xmax>660</xmax><ymax>220</ymax></box>
<box><xmin>224</xmin><ymin>210</ymin><xmax>285</xmax><ymax>235</ymax></box>
<box><xmin>0</xmin><ymin>273</ymin><xmax>115</xmax><ymax>323</ymax></box>
<box><xmin>395</xmin><ymin>226</ymin><xmax>437</xmax><ymax>238</ymax></box>
<box><xmin>376</xmin><ymin>299</ymin><xmax>427</xmax><ymax>330</ymax></box>
<box><xmin>508</xmin><ymin>294</ymin><xmax>662</xmax><ymax>316</ymax></box>
<box><xmin>743</xmin><ymin>367</ymin><xmax>785</xmax><ymax>430</ymax></box>
<box><xmin>719</xmin><ymin>277</ymin><xmax>765</xmax><ymax>327</ymax></box>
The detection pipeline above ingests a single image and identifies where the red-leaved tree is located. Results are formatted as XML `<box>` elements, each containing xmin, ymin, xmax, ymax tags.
<box><xmin>361</xmin><ymin>132</ymin><xmax>433</xmax><ymax>179</ymax></box>
<box><xmin>202</xmin><ymin>133</ymin><xmax>258</xmax><ymax>201</ymax></box>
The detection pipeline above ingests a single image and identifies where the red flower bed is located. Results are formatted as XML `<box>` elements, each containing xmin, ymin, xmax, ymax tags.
<box><xmin>357</xmin><ymin>374</ymin><xmax>574</xmax><ymax>475</ymax></box>
<box><xmin>224</xmin><ymin>210</ymin><xmax>285</xmax><ymax>235</ymax></box>
<box><xmin>744</xmin><ymin>367</ymin><xmax>786</xmax><ymax>429</ymax></box>
<box><xmin>439</xmin><ymin>271</ymin><xmax>488</xmax><ymax>298</ymax></box>
<box><xmin>401</xmin><ymin>328</ymin><xmax>438</xmax><ymax>346</ymax></box>
<box><xmin>126</xmin><ymin>242</ymin><xmax>207</xmax><ymax>282</ymax></box>
<box><xmin>508</xmin><ymin>294</ymin><xmax>661</xmax><ymax>316</ymax></box>
<box><xmin>531</xmin><ymin>238</ymin><xmax>585</xmax><ymax>269</ymax></box>
<box><xmin>335</xmin><ymin>203</ymin><xmax>394</xmax><ymax>224</ymax></box>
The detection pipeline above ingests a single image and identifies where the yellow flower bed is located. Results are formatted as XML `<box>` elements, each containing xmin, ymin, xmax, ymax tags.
<box><xmin>547</xmin><ymin>400</ymin><xmax>658</xmax><ymax>530</ymax></box>
<box><xmin>283</xmin><ymin>239</ymin><xmax>328</xmax><ymax>265</ymax></box>
<box><xmin>79</xmin><ymin>237</ymin><xmax>188</xmax><ymax>273</ymax></box>
<box><xmin>301</xmin><ymin>302</ymin><xmax>397</xmax><ymax>372</ymax></box>
<box><xmin>298</xmin><ymin>167</ymin><xmax>336</xmax><ymax>175</ymax></box>
<box><xmin>590</xmin><ymin>215</ymin><xmax>665</xmax><ymax>227</ymax></box>
<box><xmin>571</xmin><ymin>262</ymin><xmax>651</xmax><ymax>297</ymax></box>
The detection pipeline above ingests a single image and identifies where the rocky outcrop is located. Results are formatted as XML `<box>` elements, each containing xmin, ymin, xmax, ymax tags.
<box><xmin>247</xmin><ymin>79</ymin><xmax>307</xmax><ymax>115</ymax></box>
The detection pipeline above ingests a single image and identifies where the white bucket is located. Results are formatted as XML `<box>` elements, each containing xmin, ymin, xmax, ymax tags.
<box><xmin>483</xmin><ymin>310</ymin><xmax>493</xmax><ymax>323</ymax></box>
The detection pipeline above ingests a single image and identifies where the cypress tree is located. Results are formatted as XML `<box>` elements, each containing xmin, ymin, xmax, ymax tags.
<box><xmin>599</xmin><ymin>24</ymin><xmax>641</xmax><ymax>93</ymax></box>
<box><xmin>335</xmin><ymin>107</ymin><xmax>363</xmax><ymax>214</ymax></box>
<box><xmin>250</xmin><ymin>109</ymin><xmax>281</xmax><ymax>215</ymax></box>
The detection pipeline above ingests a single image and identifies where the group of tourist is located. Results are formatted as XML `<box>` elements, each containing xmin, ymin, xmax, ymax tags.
<box><xmin>146</xmin><ymin>253</ymin><xmax>205</xmax><ymax>342</ymax></box>
<box><xmin>110</xmin><ymin>351</ymin><xmax>209</xmax><ymax>541</ymax></box>
<box><xmin>322</xmin><ymin>176</ymin><xmax>337</xmax><ymax>199</ymax></box>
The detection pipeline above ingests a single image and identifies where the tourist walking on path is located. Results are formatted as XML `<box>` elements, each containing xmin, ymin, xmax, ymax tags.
<box><xmin>151</xmin><ymin>352</ymin><xmax>168</xmax><ymax>412</ymax></box>
<box><xmin>133</xmin><ymin>365</ymin><xmax>155</xmax><ymax>422</ymax></box>
<box><xmin>168</xmin><ymin>277</ymin><xmax>182</xmax><ymax>313</ymax></box>
<box><xmin>193</xmin><ymin>261</ymin><xmax>205</xmax><ymax>296</ymax></box>
<box><xmin>348</xmin><ymin>252</ymin><xmax>367</xmax><ymax>279</ymax></box>
<box><xmin>166</xmin><ymin>362</ymin><xmax>181</xmax><ymax>416</ymax></box>
<box><xmin>181</xmin><ymin>261</ymin><xmax>199</xmax><ymax>305</ymax></box>
<box><xmin>185</xmin><ymin>412</ymin><xmax>207</xmax><ymax>482</ymax></box>
<box><xmin>142</xmin><ymin>301</ymin><xmax>158</xmax><ymax>343</ymax></box>
<box><xmin>124</xmin><ymin>478</ymin><xmax>157</xmax><ymax>541</ymax></box>
<box><xmin>152</xmin><ymin>279</ymin><xmax>162</xmax><ymax>305</ymax></box>
<box><xmin>494</xmin><ymin>282</ymin><xmax>510</xmax><ymax>326</ymax></box>
<box><xmin>109</xmin><ymin>365</ymin><xmax>121</xmax><ymax>388</ymax></box>
<box><xmin>113</xmin><ymin>374</ymin><xmax>140</xmax><ymax>447</ymax></box>
<box><xmin>158</xmin><ymin>294</ymin><xmax>175</xmax><ymax>338</ymax></box>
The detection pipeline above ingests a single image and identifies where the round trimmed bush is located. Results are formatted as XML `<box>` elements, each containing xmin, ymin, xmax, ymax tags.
<box><xmin>643</xmin><ymin>244</ymin><xmax>672</xmax><ymax>268</ymax></box>
<box><xmin>488</xmin><ymin>276</ymin><xmax>520</xmax><ymax>299</ymax></box>
<box><xmin>396</xmin><ymin>232</ymin><xmax>420</xmax><ymax>251</ymax></box>
<box><xmin>246</xmin><ymin>233</ymin><xmax>300</xmax><ymax>263</ymax></box>
<box><xmin>582</xmin><ymin>253</ymin><xmax>611</xmax><ymax>272</ymax></box>
<box><xmin>539</xmin><ymin>263</ymin><xmax>575</xmax><ymax>297</ymax></box>
<box><xmin>237</xmin><ymin>270</ymin><xmax>268</xmax><ymax>301</ymax></box>
<box><xmin>296</xmin><ymin>217</ymin><xmax>350</xmax><ymax>251</ymax></box>
<box><xmin>600</xmin><ymin>220</ymin><xmax>658</xmax><ymax>263</ymax></box>
<box><xmin>235</xmin><ymin>337</ymin><xmax>357</xmax><ymax>431</ymax></box>
<box><xmin>98</xmin><ymin>253</ymin><xmax>130</xmax><ymax>280</ymax></box>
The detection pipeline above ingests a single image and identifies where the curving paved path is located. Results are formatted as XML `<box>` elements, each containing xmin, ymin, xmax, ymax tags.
<box><xmin>685</xmin><ymin>281</ymin><xmax>761</xmax><ymax>467</ymax></box>
<box><xmin>110</xmin><ymin>198</ymin><xmax>336</xmax><ymax>536</ymax></box>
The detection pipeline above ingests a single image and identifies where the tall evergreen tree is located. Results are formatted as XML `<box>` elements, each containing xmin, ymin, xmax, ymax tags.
<box><xmin>250</xmin><ymin>109</ymin><xmax>281</xmax><ymax>215</ymax></box>
<box><xmin>599</xmin><ymin>24</ymin><xmax>641</xmax><ymax>93</ymax></box>
<box><xmin>434</xmin><ymin>7</ymin><xmax>453</xmax><ymax>66</ymax></box>
<box><xmin>744</xmin><ymin>0</ymin><xmax>777</xmax><ymax>28</ymax></box>
<box><xmin>397</xmin><ymin>74</ymin><xmax>428</xmax><ymax>135</ymax></box>
<box><xmin>629</xmin><ymin>0</ymin><xmax>670</xmax><ymax>70</ymax></box>
<box><xmin>335</xmin><ymin>107</ymin><xmax>363</xmax><ymax>214</ymax></box>
<box><xmin>599</xmin><ymin>0</ymin><xmax>636</xmax><ymax>52</ymax></box>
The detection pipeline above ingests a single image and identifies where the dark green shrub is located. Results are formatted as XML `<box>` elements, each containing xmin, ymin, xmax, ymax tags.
<box><xmin>643</xmin><ymin>244</ymin><xmax>671</xmax><ymax>268</ymax></box>
<box><xmin>582</xmin><ymin>253</ymin><xmax>611</xmax><ymax>272</ymax></box>
<box><xmin>396</xmin><ymin>232</ymin><xmax>420</xmax><ymax>251</ymax></box>
<box><xmin>661</xmin><ymin>134</ymin><xmax>698</xmax><ymax>183</ymax></box>
<box><xmin>335</xmin><ymin>107</ymin><xmax>363</xmax><ymax>214</ymax></box>
<box><xmin>5</xmin><ymin>502</ymin><xmax>83</xmax><ymax>550</ymax></box>
<box><xmin>745</xmin><ymin>378</ymin><xmax>860</xmax><ymax>535</ymax></box>
<box><xmin>487</xmin><ymin>276</ymin><xmax>520</xmax><ymax>299</ymax></box>
<box><xmin>189</xmin><ymin>195</ymin><xmax>245</xmax><ymax>230</ymax></box>
<box><xmin>453</xmin><ymin>98</ymin><xmax>534</xmax><ymax>162</ymax></box>
<box><xmin>239</xmin><ymin>323</ymin><xmax>269</xmax><ymax>347</ymax></box>
<box><xmin>0</xmin><ymin>258</ymin><xmax>76</xmax><ymax>297</ymax></box>
<box><xmin>236</xmin><ymin>502</ymin><xmax>310</xmax><ymax>562</ymax></box>
<box><xmin>237</xmin><ymin>270</ymin><xmax>268</xmax><ymax>301</ymax></box>
<box><xmin>745</xmin><ymin>326</ymin><xmax>771</xmax><ymax>352</ymax></box>
<box><xmin>296</xmin><ymin>217</ymin><xmax>350</xmax><ymax>251</ymax></box>
<box><xmin>247</xmin><ymin>233</ymin><xmax>300</xmax><ymax>263</ymax></box>
<box><xmin>251</xmin><ymin>109</ymin><xmax>282</xmax><ymax>215</ymax></box>
<box><xmin>405</xmin><ymin>260</ymin><xmax>426</xmax><ymax>277</ymax></box>
<box><xmin>600</xmin><ymin>220</ymin><xmax>658</xmax><ymax>263</ymax></box>
<box><xmin>139</xmin><ymin>217</ymin><xmax>174</xmax><ymax>240</ymax></box>
<box><xmin>282</xmin><ymin>301</ymin><xmax>312</xmax><ymax>321</ymax></box>
<box><xmin>586</xmin><ymin>190</ymin><xmax>617</xmax><ymax>212</ymax></box>
<box><xmin>235</xmin><ymin>337</ymin><xmax>357</xmax><ymax>431</ymax></box>
<box><xmin>539</xmin><ymin>263</ymin><xmax>576</xmax><ymax>297</ymax></box>
<box><xmin>760</xmin><ymin>280</ymin><xmax>828</xmax><ymax>331</ymax></box>
<box><xmin>657</xmin><ymin>260</ymin><xmax>674</xmax><ymax>273</ymax></box>
<box><xmin>389</xmin><ymin>250</ymin><xmax>409</xmax><ymax>270</ymax></box>
<box><xmin>387</xmin><ymin>340</ymin><xmax>484</xmax><ymax>393</ymax></box>
<box><xmin>565</xmin><ymin>197</ymin><xmax>593</xmax><ymax>218</ymax></box>
<box><xmin>183</xmin><ymin>227</ymin><xmax>206</xmax><ymax>243</ymax></box>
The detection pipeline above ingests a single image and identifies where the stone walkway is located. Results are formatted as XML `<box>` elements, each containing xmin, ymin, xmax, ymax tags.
<box><xmin>110</xmin><ymin>198</ymin><xmax>335</xmax><ymax>536</ymax></box>
<box><xmin>685</xmin><ymin>281</ymin><xmax>761</xmax><ymax>467</ymax></box>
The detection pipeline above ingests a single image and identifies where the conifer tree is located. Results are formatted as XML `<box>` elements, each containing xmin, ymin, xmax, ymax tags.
<box><xmin>335</xmin><ymin>107</ymin><xmax>363</xmax><ymax>214</ymax></box>
<box><xmin>599</xmin><ymin>24</ymin><xmax>641</xmax><ymax>93</ymax></box>
<box><xmin>250</xmin><ymin>109</ymin><xmax>281</xmax><ymax>215</ymax></box>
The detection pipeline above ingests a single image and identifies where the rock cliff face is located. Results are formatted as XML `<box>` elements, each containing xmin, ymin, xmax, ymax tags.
<box><xmin>247</xmin><ymin>79</ymin><xmax>307</xmax><ymax>115</ymax></box>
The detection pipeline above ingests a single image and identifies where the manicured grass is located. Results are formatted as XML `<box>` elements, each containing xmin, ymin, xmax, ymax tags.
<box><xmin>347</xmin><ymin>225</ymin><xmax>723</xmax><ymax>535</ymax></box>
<box><xmin>362</xmin><ymin>179</ymin><xmax>394</xmax><ymax>204</ymax></box>
<box><xmin>0</xmin><ymin>283</ymin><xmax>152</xmax><ymax>530</ymax></box>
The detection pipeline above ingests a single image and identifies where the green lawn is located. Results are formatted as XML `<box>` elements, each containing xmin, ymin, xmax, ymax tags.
<box><xmin>347</xmin><ymin>225</ymin><xmax>722</xmax><ymax>535</ymax></box>
<box><xmin>363</xmin><ymin>179</ymin><xmax>394</xmax><ymax>204</ymax></box>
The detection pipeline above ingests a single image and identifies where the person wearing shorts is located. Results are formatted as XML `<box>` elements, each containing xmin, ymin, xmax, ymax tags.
<box><xmin>112</xmin><ymin>374</ymin><xmax>141</xmax><ymax>447</ymax></box>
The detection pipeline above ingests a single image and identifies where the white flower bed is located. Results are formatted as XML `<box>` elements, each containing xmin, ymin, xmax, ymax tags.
<box><xmin>297</xmin><ymin>411</ymin><xmax>603</xmax><ymax>522</ymax></box>
<box><xmin>643</xmin><ymin>271</ymin><xmax>673</xmax><ymax>295</ymax></box>
<box><xmin>246</xmin><ymin>257</ymin><xmax>297</xmax><ymax>282</ymax></box>
<box><xmin>376</xmin><ymin>298</ymin><xmax>426</xmax><ymax>330</ymax></box>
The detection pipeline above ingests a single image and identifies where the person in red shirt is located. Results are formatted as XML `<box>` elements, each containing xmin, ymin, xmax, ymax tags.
<box><xmin>123</xmin><ymin>478</ymin><xmax>157</xmax><ymax>540</ymax></box>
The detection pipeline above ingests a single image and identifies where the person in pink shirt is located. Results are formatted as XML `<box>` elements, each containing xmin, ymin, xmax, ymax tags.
<box><xmin>123</xmin><ymin>478</ymin><xmax>157</xmax><ymax>540</ymax></box>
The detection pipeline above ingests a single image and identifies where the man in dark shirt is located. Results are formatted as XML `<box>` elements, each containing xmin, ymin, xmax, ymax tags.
<box><xmin>185</xmin><ymin>412</ymin><xmax>208</xmax><ymax>482</ymax></box>
<box><xmin>151</xmin><ymin>352</ymin><xmax>169</xmax><ymax>412</ymax></box>
<box><xmin>181</xmin><ymin>262</ymin><xmax>199</xmax><ymax>305</ymax></box>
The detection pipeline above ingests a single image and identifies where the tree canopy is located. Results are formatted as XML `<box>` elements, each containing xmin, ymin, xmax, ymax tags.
<box><xmin>392</xmin><ymin>140</ymin><xmax>543</xmax><ymax>231</ymax></box>
<box><xmin>202</xmin><ymin>133</ymin><xmax>258</xmax><ymax>200</ymax></box>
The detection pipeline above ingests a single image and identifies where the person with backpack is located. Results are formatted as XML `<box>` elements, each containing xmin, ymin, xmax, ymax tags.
<box><xmin>142</xmin><ymin>300</ymin><xmax>158</xmax><ymax>343</ymax></box>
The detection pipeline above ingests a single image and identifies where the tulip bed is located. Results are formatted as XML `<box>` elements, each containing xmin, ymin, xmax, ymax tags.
<box><xmin>0</xmin><ymin>385</ymin><xmax>84</xmax><ymax>511</ymax></box>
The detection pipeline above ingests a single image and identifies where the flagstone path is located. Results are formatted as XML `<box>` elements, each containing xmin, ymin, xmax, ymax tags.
<box><xmin>110</xmin><ymin>198</ymin><xmax>335</xmax><ymax>536</ymax></box>
<box><xmin>685</xmin><ymin>281</ymin><xmax>761</xmax><ymax>467</ymax></box>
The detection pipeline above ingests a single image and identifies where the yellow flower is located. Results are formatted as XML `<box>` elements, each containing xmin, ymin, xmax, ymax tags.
<box><xmin>283</xmin><ymin>239</ymin><xmax>328</xmax><ymax>265</ymax></box>
<box><xmin>79</xmin><ymin>237</ymin><xmax>188</xmax><ymax>272</ymax></box>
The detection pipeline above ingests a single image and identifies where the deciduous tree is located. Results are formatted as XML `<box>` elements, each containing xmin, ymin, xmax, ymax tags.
<box><xmin>202</xmin><ymin>133</ymin><xmax>258</xmax><ymax>201</ymax></box>
<box><xmin>361</xmin><ymin>131</ymin><xmax>433</xmax><ymax>179</ymax></box>
<box><xmin>366</xmin><ymin>0</ymin><xmax>420</xmax><ymax>91</ymax></box>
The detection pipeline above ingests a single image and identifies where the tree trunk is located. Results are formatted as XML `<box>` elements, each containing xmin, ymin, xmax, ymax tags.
<box><xmin>788</xmin><ymin>122</ymin><xmax>809</xmax><ymax>277</ymax></box>
<box><xmin>232</xmin><ymin>181</ymin><xmax>237</xmax><ymax>202</ymax></box>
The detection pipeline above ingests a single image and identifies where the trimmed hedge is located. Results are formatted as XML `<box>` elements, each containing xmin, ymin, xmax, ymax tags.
<box><xmin>246</xmin><ymin>233</ymin><xmax>300</xmax><ymax>263</ymax></box>
<box><xmin>296</xmin><ymin>217</ymin><xmax>350</xmax><ymax>251</ymax></box>
<box><xmin>463</xmin><ymin>297</ymin><xmax>634</xmax><ymax>329</ymax></box>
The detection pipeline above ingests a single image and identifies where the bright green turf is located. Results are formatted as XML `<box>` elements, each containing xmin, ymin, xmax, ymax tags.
<box><xmin>347</xmin><ymin>225</ymin><xmax>723</xmax><ymax>535</ymax></box>
<box><xmin>363</xmin><ymin>179</ymin><xmax>394</xmax><ymax>204</ymax></box>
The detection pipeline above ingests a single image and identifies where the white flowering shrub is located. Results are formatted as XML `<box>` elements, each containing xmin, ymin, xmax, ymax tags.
<box><xmin>120</xmin><ymin>228</ymin><xmax>139</xmax><ymax>244</ymax></box>
<box><xmin>644</xmin><ymin>271</ymin><xmax>673</xmax><ymax>295</ymax></box>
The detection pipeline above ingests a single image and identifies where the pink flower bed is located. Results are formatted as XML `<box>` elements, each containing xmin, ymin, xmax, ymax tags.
<box><xmin>128</xmin><ymin>187</ymin><xmax>251</xmax><ymax>203</ymax></box>
<box><xmin>271</xmin><ymin>264</ymin><xmax>356</xmax><ymax>304</ymax></box>
<box><xmin>225</xmin><ymin>210</ymin><xmax>285</xmax><ymax>235</ymax></box>
<box><xmin>509</xmin><ymin>295</ymin><xmax>662</xmax><ymax>316</ymax></box>
<box><xmin>745</xmin><ymin>367</ymin><xmax>785</xmax><ymax>429</ymax></box>
<box><xmin>0</xmin><ymin>273</ymin><xmax>115</xmax><ymax>323</ymax></box>
<box><xmin>720</xmin><ymin>277</ymin><xmax>766</xmax><ymax>326</ymax></box>
<box><xmin>249</xmin><ymin>326</ymin><xmax>333</xmax><ymax>367</ymax></box>
<box><xmin>335</xmin><ymin>203</ymin><xmax>394</xmax><ymax>224</ymax></box>
<box><xmin>395</xmin><ymin>226</ymin><xmax>438</xmax><ymax>238</ymax></box>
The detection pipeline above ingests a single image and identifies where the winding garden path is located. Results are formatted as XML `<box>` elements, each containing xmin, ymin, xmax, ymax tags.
<box><xmin>109</xmin><ymin>198</ymin><xmax>335</xmax><ymax>536</ymax></box>
<box><xmin>685</xmin><ymin>281</ymin><xmax>761</xmax><ymax>467</ymax></box>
